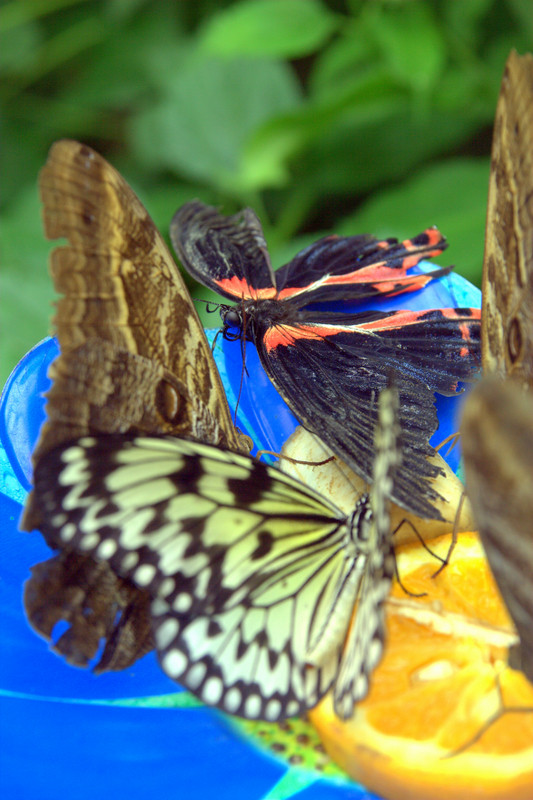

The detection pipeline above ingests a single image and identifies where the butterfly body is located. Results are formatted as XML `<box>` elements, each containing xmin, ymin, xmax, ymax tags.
<box><xmin>171</xmin><ymin>201</ymin><xmax>481</xmax><ymax>521</ymax></box>
<box><xmin>32</xmin><ymin>385</ymin><xmax>400</xmax><ymax>721</ymax></box>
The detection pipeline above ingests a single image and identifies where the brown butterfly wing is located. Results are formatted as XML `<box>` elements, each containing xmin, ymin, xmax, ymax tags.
<box><xmin>461</xmin><ymin>379</ymin><xmax>533</xmax><ymax>682</ymax></box>
<box><xmin>463</xmin><ymin>51</ymin><xmax>533</xmax><ymax>683</ymax></box>
<box><xmin>21</xmin><ymin>139</ymin><xmax>248</xmax><ymax>672</ymax></box>
<box><xmin>482</xmin><ymin>50</ymin><xmax>533</xmax><ymax>388</ymax></box>
<box><xmin>28</xmin><ymin>139</ymin><xmax>246</xmax><ymax>467</ymax></box>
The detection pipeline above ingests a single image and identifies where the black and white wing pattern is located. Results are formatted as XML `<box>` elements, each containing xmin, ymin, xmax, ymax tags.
<box><xmin>333</xmin><ymin>386</ymin><xmax>400</xmax><ymax>718</ymax></box>
<box><xmin>33</xmin><ymin>390</ymin><xmax>400</xmax><ymax>721</ymax></box>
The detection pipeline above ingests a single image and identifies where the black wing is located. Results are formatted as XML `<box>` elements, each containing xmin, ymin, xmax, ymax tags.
<box><xmin>170</xmin><ymin>201</ymin><xmax>276</xmax><ymax>301</ymax></box>
<box><xmin>256</xmin><ymin>307</ymin><xmax>481</xmax><ymax>520</ymax></box>
<box><xmin>274</xmin><ymin>227</ymin><xmax>450</xmax><ymax>306</ymax></box>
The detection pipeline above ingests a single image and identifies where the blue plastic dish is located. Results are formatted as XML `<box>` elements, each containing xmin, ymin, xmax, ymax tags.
<box><xmin>0</xmin><ymin>268</ymin><xmax>481</xmax><ymax>800</ymax></box>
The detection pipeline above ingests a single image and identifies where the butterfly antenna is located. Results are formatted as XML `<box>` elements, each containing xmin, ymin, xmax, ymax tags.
<box><xmin>256</xmin><ymin>449</ymin><xmax>336</xmax><ymax>466</ymax></box>
<box><xmin>210</xmin><ymin>327</ymin><xmax>222</xmax><ymax>353</ymax></box>
<box><xmin>192</xmin><ymin>298</ymin><xmax>222</xmax><ymax>314</ymax></box>
<box><xmin>233</xmin><ymin>298</ymin><xmax>248</xmax><ymax>427</ymax></box>
<box><xmin>442</xmin><ymin>672</ymin><xmax>533</xmax><ymax>758</ymax></box>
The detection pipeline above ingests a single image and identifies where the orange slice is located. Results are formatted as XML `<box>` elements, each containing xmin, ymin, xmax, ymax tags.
<box><xmin>309</xmin><ymin>532</ymin><xmax>533</xmax><ymax>800</ymax></box>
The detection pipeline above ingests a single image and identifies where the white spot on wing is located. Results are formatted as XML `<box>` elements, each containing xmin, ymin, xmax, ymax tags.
<box><xmin>162</xmin><ymin>648</ymin><xmax>188</xmax><ymax>678</ymax></box>
<box><xmin>156</xmin><ymin>618</ymin><xmax>179</xmax><ymax>650</ymax></box>
<box><xmin>173</xmin><ymin>592</ymin><xmax>193</xmax><ymax>613</ymax></box>
<box><xmin>121</xmin><ymin>552</ymin><xmax>139</xmax><ymax>571</ymax></box>
<box><xmin>78</xmin><ymin>533</ymin><xmax>100</xmax><ymax>551</ymax></box>
<box><xmin>134</xmin><ymin>563</ymin><xmax>157</xmax><ymax>587</ymax></box>
<box><xmin>97</xmin><ymin>539</ymin><xmax>117</xmax><ymax>559</ymax></box>
<box><xmin>224</xmin><ymin>687</ymin><xmax>242</xmax><ymax>713</ymax></box>
<box><xmin>244</xmin><ymin>694</ymin><xmax>261</xmax><ymax>718</ymax></box>
<box><xmin>264</xmin><ymin>699</ymin><xmax>282</xmax><ymax>721</ymax></box>
<box><xmin>185</xmin><ymin>662</ymin><xmax>207</xmax><ymax>689</ymax></box>
<box><xmin>285</xmin><ymin>700</ymin><xmax>300</xmax><ymax>717</ymax></box>
<box><xmin>202</xmin><ymin>676</ymin><xmax>223</xmax><ymax>705</ymax></box>
<box><xmin>60</xmin><ymin>522</ymin><xmax>77</xmax><ymax>542</ymax></box>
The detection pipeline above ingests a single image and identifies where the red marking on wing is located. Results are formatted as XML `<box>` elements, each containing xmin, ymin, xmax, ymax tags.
<box><xmin>356</xmin><ymin>308</ymin><xmax>481</xmax><ymax>335</ymax></box>
<box><xmin>275</xmin><ymin>268</ymin><xmax>442</xmax><ymax>301</ymax></box>
<box><xmin>215</xmin><ymin>276</ymin><xmax>276</xmax><ymax>301</ymax></box>
<box><xmin>263</xmin><ymin>323</ymin><xmax>350</xmax><ymax>352</ymax></box>
<box><xmin>439</xmin><ymin>308</ymin><xmax>481</xmax><ymax>354</ymax></box>
<box><xmin>275</xmin><ymin>228</ymin><xmax>447</xmax><ymax>301</ymax></box>
<box><xmin>263</xmin><ymin>309</ymin><xmax>480</xmax><ymax>353</ymax></box>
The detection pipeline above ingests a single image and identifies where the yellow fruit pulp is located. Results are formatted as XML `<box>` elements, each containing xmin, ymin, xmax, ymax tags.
<box><xmin>309</xmin><ymin>533</ymin><xmax>533</xmax><ymax>800</ymax></box>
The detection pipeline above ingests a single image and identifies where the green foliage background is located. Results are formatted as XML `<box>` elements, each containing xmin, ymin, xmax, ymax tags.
<box><xmin>1</xmin><ymin>0</ymin><xmax>532</xmax><ymax>387</ymax></box>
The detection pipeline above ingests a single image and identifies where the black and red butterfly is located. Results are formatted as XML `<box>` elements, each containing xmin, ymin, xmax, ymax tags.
<box><xmin>170</xmin><ymin>202</ymin><xmax>481</xmax><ymax>520</ymax></box>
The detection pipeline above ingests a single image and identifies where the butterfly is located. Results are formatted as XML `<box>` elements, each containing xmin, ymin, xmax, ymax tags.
<box><xmin>480</xmin><ymin>51</ymin><xmax>533</xmax><ymax>389</ymax></box>
<box><xmin>21</xmin><ymin>139</ymin><xmax>250</xmax><ymax>672</ymax></box>
<box><xmin>461</xmin><ymin>378</ymin><xmax>533</xmax><ymax>683</ymax></box>
<box><xmin>30</xmin><ymin>385</ymin><xmax>401</xmax><ymax>721</ymax></box>
<box><xmin>461</xmin><ymin>50</ymin><xmax>533</xmax><ymax>684</ymax></box>
<box><xmin>170</xmin><ymin>201</ymin><xmax>481</xmax><ymax>521</ymax></box>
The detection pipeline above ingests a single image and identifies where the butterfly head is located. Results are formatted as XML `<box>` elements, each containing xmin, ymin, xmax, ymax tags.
<box><xmin>220</xmin><ymin>305</ymin><xmax>243</xmax><ymax>341</ymax></box>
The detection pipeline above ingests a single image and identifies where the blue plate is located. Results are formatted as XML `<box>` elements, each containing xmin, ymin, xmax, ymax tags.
<box><xmin>0</xmin><ymin>268</ymin><xmax>481</xmax><ymax>800</ymax></box>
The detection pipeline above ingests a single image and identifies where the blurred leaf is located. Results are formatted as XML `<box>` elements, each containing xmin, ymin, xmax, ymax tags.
<box><xmin>485</xmin><ymin>31</ymin><xmax>533</xmax><ymax>79</ymax></box>
<box><xmin>505</xmin><ymin>0</ymin><xmax>533</xmax><ymax>38</ymax></box>
<box><xmin>23</xmin><ymin>14</ymin><xmax>106</xmax><ymax>85</ymax></box>
<box><xmin>243</xmin><ymin>67</ymin><xmax>402</xmax><ymax>190</ymax></box>
<box><xmin>301</xmin><ymin>107</ymin><xmax>482</xmax><ymax>197</ymax></box>
<box><xmin>0</xmin><ymin>0</ymin><xmax>87</xmax><ymax>32</ymax></box>
<box><xmin>0</xmin><ymin>118</ymin><xmax>48</xmax><ymax>208</ymax></box>
<box><xmin>56</xmin><ymin>5</ymin><xmax>187</xmax><ymax>110</ymax></box>
<box><xmin>368</xmin><ymin>2</ymin><xmax>446</xmax><ymax>93</ymax></box>
<box><xmin>103</xmin><ymin>0</ymin><xmax>148</xmax><ymax>24</ymax></box>
<box><xmin>337</xmin><ymin>158</ymin><xmax>489</xmax><ymax>287</ymax></box>
<box><xmin>199</xmin><ymin>0</ymin><xmax>339</xmax><ymax>58</ymax></box>
<box><xmin>442</xmin><ymin>0</ymin><xmax>495</xmax><ymax>49</ymax></box>
<box><xmin>138</xmin><ymin>183</ymin><xmax>214</xmax><ymax>244</ymax></box>
<box><xmin>309</xmin><ymin>18</ymin><xmax>377</xmax><ymax>97</ymax></box>
<box><xmin>130</xmin><ymin>55</ymin><xmax>301</xmax><ymax>195</ymax></box>
<box><xmin>0</xmin><ymin>17</ymin><xmax>41</xmax><ymax>74</ymax></box>
<box><xmin>0</xmin><ymin>184</ymin><xmax>56</xmax><ymax>386</ymax></box>
<box><xmin>436</xmin><ymin>61</ymin><xmax>495</xmax><ymax>115</ymax></box>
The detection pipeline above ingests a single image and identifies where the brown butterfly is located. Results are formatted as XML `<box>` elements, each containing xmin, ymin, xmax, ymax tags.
<box><xmin>461</xmin><ymin>50</ymin><xmax>533</xmax><ymax>683</ymax></box>
<box><xmin>21</xmin><ymin>139</ymin><xmax>250</xmax><ymax>672</ymax></box>
<box><xmin>481</xmin><ymin>50</ymin><xmax>533</xmax><ymax>388</ymax></box>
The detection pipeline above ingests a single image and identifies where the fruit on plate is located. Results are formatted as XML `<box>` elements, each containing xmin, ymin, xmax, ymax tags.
<box><xmin>309</xmin><ymin>532</ymin><xmax>533</xmax><ymax>800</ymax></box>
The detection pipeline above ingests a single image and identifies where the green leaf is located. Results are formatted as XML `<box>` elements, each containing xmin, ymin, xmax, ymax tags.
<box><xmin>0</xmin><ymin>17</ymin><xmax>41</xmax><ymax>75</ymax></box>
<box><xmin>309</xmin><ymin>18</ymin><xmax>377</xmax><ymax>97</ymax></box>
<box><xmin>56</xmin><ymin>6</ymin><xmax>184</xmax><ymax>110</ymax></box>
<box><xmin>0</xmin><ymin>119</ymin><xmax>48</xmax><ymax>208</ymax></box>
<box><xmin>369</xmin><ymin>2</ymin><xmax>446</xmax><ymax>93</ymax></box>
<box><xmin>442</xmin><ymin>0</ymin><xmax>494</xmax><ymax>49</ymax></box>
<box><xmin>299</xmin><ymin>107</ymin><xmax>482</xmax><ymax>196</ymax></box>
<box><xmin>199</xmin><ymin>0</ymin><xmax>339</xmax><ymax>59</ymax></box>
<box><xmin>0</xmin><ymin>184</ymin><xmax>57</xmax><ymax>387</ymax></box>
<box><xmin>129</xmin><ymin>55</ymin><xmax>301</xmax><ymax>196</ymax></box>
<box><xmin>243</xmin><ymin>67</ymin><xmax>403</xmax><ymax>191</ymax></box>
<box><xmin>336</xmin><ymin>158</ymin><xmax>489</xmax><ymax>287</ymax></box>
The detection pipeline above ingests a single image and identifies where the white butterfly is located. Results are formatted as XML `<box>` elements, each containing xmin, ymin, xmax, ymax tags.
<box><xmin>32</xmin><ymin>389</ymin><xmax>401</xmax><ymax>721</ymax></box>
